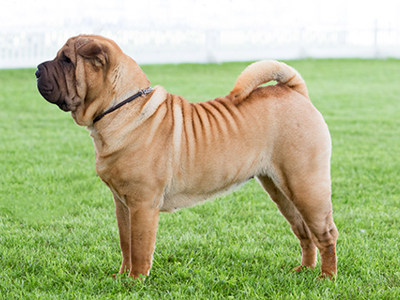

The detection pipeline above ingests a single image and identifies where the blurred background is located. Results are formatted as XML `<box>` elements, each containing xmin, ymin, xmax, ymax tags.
<box><xmin>1</xmin><ymin>0</ymin><xmax>400</xmax><ymax>68</ymax></box>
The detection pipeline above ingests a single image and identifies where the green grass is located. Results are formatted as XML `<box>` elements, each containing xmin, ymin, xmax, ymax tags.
<box><xmin>1</xmin><ymin>59</ymin><xmax>400</xmax><ymax>299</ymax></box>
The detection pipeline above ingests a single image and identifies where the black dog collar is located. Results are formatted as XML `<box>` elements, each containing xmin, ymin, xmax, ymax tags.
<box><xmin>93</xmin><ymin>87</ymin><xmax>153</xmax><ymax>124</ymax></box>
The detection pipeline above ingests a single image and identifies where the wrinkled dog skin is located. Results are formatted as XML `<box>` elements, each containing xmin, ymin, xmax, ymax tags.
<box><xmin>36</xmin><ymin>34</ymin><xmax>338</xmax><ymax>280</ymax></box>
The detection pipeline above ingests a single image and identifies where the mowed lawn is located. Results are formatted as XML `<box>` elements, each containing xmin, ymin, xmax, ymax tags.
<box><xmin>0</xmin><ymin>59</ymin><xmax>399</xmax><ymax>299</ymax></box>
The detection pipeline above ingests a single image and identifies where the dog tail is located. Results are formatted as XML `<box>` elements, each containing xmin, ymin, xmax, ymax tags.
<box><xmin>228</xmin><ymin>60</ymin><xmax>309</xmax><ymax>103</ymax></box>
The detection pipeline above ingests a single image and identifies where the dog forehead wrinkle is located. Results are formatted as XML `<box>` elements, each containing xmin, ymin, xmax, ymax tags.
<box><xmin>75</xmin><ymin>36</ymin><xmax>90</xmax><ymax>49</ymax></box>
<box><xmin>111</xmin><ymin>64</ymin><xmax>122</xmax><ymax>90</ymax></box>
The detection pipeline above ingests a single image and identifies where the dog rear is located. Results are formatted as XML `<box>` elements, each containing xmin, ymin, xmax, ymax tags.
<box><xmin>228</xmin><ymin>60</ymin><xmax>309</xmax><ymax>103</ymax></box>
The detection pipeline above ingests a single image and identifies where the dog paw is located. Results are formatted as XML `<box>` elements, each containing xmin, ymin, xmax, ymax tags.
<box><xmin>317</xmin><ymin>272</ymin><xmax>336</xmax><ymax>281</ymax></box>
<box><xmin>292</xmin><ymin>265</ymin><xmax>314</xmax><ymax>272</ymax></box>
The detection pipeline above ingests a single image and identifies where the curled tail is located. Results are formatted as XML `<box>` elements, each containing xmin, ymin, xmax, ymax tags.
<box><xmin>228</xmin><ymin>60</ymin><xmax>309</xmax><ymax>103</ymax></box>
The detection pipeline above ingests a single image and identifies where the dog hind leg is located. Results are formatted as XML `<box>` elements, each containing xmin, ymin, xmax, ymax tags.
<box><xmin>274</xmin><ymin>167</ymin><xmax>338</xmax><ymax>279</ymax></box>
<box><xmin>288</xmin><ymin>180</ymin><xmax>338</xmax><ymax>279</ymax></box>
<box><xmin>256</xmin><ymin>175</ymin><xmax>317</xmax><ymax>271</ymax></box>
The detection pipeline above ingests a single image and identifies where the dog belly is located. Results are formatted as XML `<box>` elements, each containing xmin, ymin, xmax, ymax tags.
<box><xmin>160</xmin><ymin>176</ymin><xmax>253</xmax><ymax>212</ymax></box>
<box><xmin>159</xmin><ymin>140</ymin><xmax>273</xmax><ymax>212</ymax></box>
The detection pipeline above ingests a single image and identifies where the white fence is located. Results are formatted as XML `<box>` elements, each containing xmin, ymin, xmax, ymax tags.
<box><xmin>1</xmin><ymin>24</ymin><xmax>400</xmax><ymax>69</ymax></box>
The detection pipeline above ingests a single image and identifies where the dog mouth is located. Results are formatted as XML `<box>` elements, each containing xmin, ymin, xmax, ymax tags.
<box><xmin>57</xmin><ymin>101</ymin><xmax>70</xmax><ymax>112</ymax></box>
<box><xmin>37</xmin><ymin>83</ymin><xmax>54</xmax><ymax>95</ymax></box>
<box><xmin>36</xmin><ymin>65</ymin><xmax>56</xmax><ymax>99</ymax></box>
<box><xmin>36</xmin><ymin>63</ymin><xmax>69</xmax><ymax>111</ymax></box>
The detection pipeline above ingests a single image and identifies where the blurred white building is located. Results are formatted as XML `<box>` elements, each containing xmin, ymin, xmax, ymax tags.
<box><xmin>1</xmin><ymin>0</ymin><xmax>400</xmax><ymax>68</ymax></box>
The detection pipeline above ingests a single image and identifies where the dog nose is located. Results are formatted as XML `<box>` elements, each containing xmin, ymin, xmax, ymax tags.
<box><xmin>35</xmin><ymin>69</ymin><xmax>41</xmax><ymax>78</ymax></box>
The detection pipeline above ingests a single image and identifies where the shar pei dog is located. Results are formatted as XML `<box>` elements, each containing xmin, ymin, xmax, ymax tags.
<box><xmin>36</xmin><ymin>34</ymin><xmax>338</xmax><ymax>280</ymax></box>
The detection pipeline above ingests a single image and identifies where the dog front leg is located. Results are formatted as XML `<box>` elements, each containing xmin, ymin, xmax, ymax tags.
<box><xmin>113</xmin><ymin>195</ymin><xmax>131</xmax><ymax>274</ymax></box>
<box><xmin>128</xmin><ymin>202</ymin><xmax>160</xmax><ymax>280</ymax></box>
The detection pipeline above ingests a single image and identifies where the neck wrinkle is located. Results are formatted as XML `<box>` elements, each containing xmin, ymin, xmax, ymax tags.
<box><xmin>88</xmin><ymin>86</ymin><xmax>166</xmax><ymax>157</ymax></box>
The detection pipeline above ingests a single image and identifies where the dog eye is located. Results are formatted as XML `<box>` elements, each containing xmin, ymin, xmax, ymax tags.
<box><xmin>62</xmin><ymin>54</ymin><xmax>72</xmax><ymax>64</ymax></box>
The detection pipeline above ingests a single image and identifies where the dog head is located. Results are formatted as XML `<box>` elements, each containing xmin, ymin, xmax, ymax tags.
<box><xmin>36</xmin><ymin>34</ymin><xmax>150</xmax><ymax>126</ymax></box>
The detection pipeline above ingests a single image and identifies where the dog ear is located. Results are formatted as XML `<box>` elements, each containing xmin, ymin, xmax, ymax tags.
<box><xmin>77</xmin><ymin>40</ymin><xmax>108</xmax><ymax>66</ymax></box>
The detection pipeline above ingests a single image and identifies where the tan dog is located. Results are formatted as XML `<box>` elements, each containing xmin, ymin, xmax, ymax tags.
<box><xmin>36</xmin><ymin>34</ymin><xmax>338</xmax><ymax>280</ymax></box>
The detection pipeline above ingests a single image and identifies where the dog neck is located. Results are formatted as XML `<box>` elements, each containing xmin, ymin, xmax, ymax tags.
<box><xmin>88</xmin><ymin>86</ymin><xmax>167</xmax><ymax>156</ymax></box>
<box><xmin>93</xmin><ymin>87</ymin><xmax>153</xmax><ymax>124</ymax></box>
